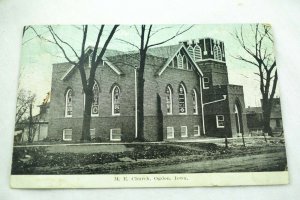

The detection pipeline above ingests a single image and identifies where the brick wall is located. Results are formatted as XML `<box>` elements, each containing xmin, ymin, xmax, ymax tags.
<box><xmin>48</xmin><ymin>46</ymin><xmax>248</xmax><ymax>142</ymax></box>
<box><xmin>143</xmin><ymin>53</ymin><xmax>204</xmax><ymax>141</ymax></box>
<box><xmin>48</xmin><ymin>56</ymin><xmax>136</xmax><ymax>141</ymax></box>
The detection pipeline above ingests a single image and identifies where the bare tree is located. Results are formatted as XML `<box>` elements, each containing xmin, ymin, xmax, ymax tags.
<box><xmin>15</xmin><ymin>89</ymin><xmax>36</xmax><ymax>127</ymax></box>
<box><xmin>234</xmin><ymin>24</ymin><xmax>277</xmax><ymax>136</ymax></box>
<box><xmin>121</xmin><ymin>25</ymin><xmax>193</xmax><ymax>141</ymax></box>
<box><xmin>47</xmin><ymin>25</ymin><xmax>119</xmax><ymax>142</ymax></box>
<box><xmin>15</xmin><ymin>89</ymin><xmax>37</xmax><ymax>143</ymax></box>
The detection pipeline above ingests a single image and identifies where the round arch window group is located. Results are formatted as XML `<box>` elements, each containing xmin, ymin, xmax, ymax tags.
<box><xmin>165</xmin><ymin>83</ymin><xmax>198</xmax><ymax>115</ymax></box>
<box><xmin>64</xmin><ymin>82</ymin><xmax>121</xmax><ymax>117</ymax></box>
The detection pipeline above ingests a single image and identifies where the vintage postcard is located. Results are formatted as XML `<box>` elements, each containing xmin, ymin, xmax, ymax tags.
<box><xmin>11</xmin><ymin>24</ymin><xmax>288</xmax><ymax>188</ymax></box>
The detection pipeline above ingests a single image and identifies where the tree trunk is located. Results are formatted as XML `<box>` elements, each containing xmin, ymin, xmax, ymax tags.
<box><xmin>136</xmin><ymin>52</ymin><xmax>146</xmax><ymax>141</ymax></box>
<box><xmin>81</xmin><ymin>89</ymin><xmax>93</xmax><ymax>142</ymax></box>
<box><xmin>137</xmin><ymin>71</ymin><xmax>145</xmax><ymax>141</ymax></box>
<box><xmin>157</xmin><ymin>93</ymin><xmax>164</xmax><ymax>141</ymax></box>
<box><xmin>262</xmin><ymin>98</ymin><xmax>273</xmax><ymax>137</ymax></box>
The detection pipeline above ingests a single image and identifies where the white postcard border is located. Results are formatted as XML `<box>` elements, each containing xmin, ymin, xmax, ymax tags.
<box><xmin>11</xmin><ymin>171</ymin><xmax>289</xmax><ymax>188</ymax></box>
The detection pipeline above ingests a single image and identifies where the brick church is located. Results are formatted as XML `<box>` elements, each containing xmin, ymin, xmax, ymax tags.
<box><xmin>48</xmin><ymin>37</ymin><xmax>248</xmax><ymax>142</ymax></box>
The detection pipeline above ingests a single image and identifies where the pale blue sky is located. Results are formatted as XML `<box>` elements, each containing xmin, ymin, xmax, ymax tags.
<box><xmin>19</xmin><ymin>24</ymin><xmax>279</xmax><ymax>114</ymax></box>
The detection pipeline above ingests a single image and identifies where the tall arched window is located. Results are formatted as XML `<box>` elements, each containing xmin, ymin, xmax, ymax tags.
<box><xmin>65</xmin><ymin>88</ymin><xmax>73</xmax><ymax>117</ymax></box>
<box><xmin>165</xmin><ymin>85</ymin><xmax>173</xmax><ymax>114</ymax></box>
<box><xmin>194</xmin><ymin>45</ymin><xmax>202</xmax><ymax>61</ymax></box>
<box><xmin>187</xmin><ymin>46</ymin><xmax>194</xmax><ymax>60</ymax></box>
<box><xmin>112</xmin><ymin>85</ymin><xmax>120</xmax><ymax>115</ymax></box>
<box><xmin>91</xmin><ymin>81</ymin><xmax>100</xmax><ymax>116</ymax></box>
<box><xmin>178</xmin><ymin>84</ymin><xmax>187</xmax><ymax>114</ymax></box>
<box><xmin>213</xmin><ymin>45</ymin><xmax>222</xmax><ymax>60</ymax></box>
<box><xmin>192</xmin><ymin>89</ymin><xmax>198</xmax><ymax>114</ymax></box>
<box><xmin>177</xmin><ymin>54</ymin><xmax>183</xmax><ymax>69</ymax></box>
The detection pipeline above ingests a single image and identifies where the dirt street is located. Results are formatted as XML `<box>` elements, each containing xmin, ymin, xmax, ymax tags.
<box><xmin>126</xmin><ymin>151</ymin><xmax>287</xmax><ymax>173</ymax></box>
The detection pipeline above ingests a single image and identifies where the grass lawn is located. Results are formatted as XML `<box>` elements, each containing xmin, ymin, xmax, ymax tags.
<box><xmin>11</xmin><ymin>137</ymin><xmax>287</xmax><ymax>174</ymax></box>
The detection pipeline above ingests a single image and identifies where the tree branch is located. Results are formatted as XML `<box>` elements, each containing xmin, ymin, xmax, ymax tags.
<box><xmin>48</xmin><ymin>26</ymin><xmax>77</xmax><ymax>65</ymax></box>
<box><xmin>95</xmin><ymin>25</ymin><xmax>119</xmax><ymax>66</ymax></box>
<box><xmin>49</xmin><ymin>26</ymin><xmax>80</xmax><ymax>59</ymax></box>
<box><xmin>91</xmin><ymin>25</ymin><xmax>104</xmax><ymax>66</ymax></box>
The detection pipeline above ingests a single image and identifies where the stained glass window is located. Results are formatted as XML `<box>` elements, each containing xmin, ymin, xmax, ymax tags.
<box><xmin>192</xmin><ymin>89</ymin><xmax>198</xmax><ymax>114</ymax></box>
<box><xmin>65</xmin><ymin>89</ymin><xmax>73</xmax><ymax>117</ymax></box>
<box><xmin>178</xmin><ymin>84</ymin><xmax>187</xmax><ymax>114</ymax></box>
<box><xmin>91</xmin><ymin>82</ymin><xmax>99</xmax><ymax>116</ymax></box>
<box><xmin>166</xmin><ymin>86</ymin><xmax>172</xmax><ymax>114</ymax></box>
<box><xmin>112</xmin><ymin>86</ymin><xmax>120</xmax><ymax>115</ymax></box>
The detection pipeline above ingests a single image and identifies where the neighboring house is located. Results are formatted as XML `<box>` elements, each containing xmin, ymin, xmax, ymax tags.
<box><xmin>48</xmin><ymin>38</ymin><xmax>248</xmax><ymax>142</ymax></box>
<box><xmin>245</xmin><ymin>98</ymin><xmax>283</xmax><ymax>133</ymax></box>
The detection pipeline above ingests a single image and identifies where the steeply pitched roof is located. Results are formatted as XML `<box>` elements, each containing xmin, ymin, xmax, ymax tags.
<box><xmin>60</xmin><ymin>44</ymin><xmax>204</xmax><ymax>80</ymax></box>
<box><xmin>146</xmin><ymin>44</ymin><xmax>181</xmax><ymax>58</ymax></box>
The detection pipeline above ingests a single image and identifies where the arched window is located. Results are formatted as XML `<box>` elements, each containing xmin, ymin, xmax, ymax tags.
<box><xmin>194</xmin><ymin>45</ymin><xmax>202</xmax><ymax>61</ymax></box>
<box><xmin>213</xmin><ymin>45</ymin><xmax>222</xmax><ymax>60</ymax></box>
<box><xmin>165</xmin><ymin>85</ymin><xmax>173</xmax><ymax>114</ymax></box>
<box><xmin>112</xmin><ymin>85</ymin><xmax>120</xmax><ymax>115</ymax></box>
<box><xmin>192</xmin><ymin>89</ymin><xmax>198</xmax><ymax>114</ymax></box>
<box><xmin>65</xmin><ymin>88</ymin><xmax>73</xmax><ymax>117</ymax></box>
<box><xmin>177</xmin><ymin>54</ymin><xmax>183</xmax><ymax>69</ymax></box>
<box><xmin>178</xmin><ymin>84</ymin><xmax>187</xmax><ymax>114</ymax></box>
<box><xmin>91</xmin><ymin>81</ymin><xmax>100</xmax><ymax>116</ymax></box>
<box><xmin>187</xmin><ymin>46</ymin><xmax>194</xmax><ymax>60</ymax></box>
